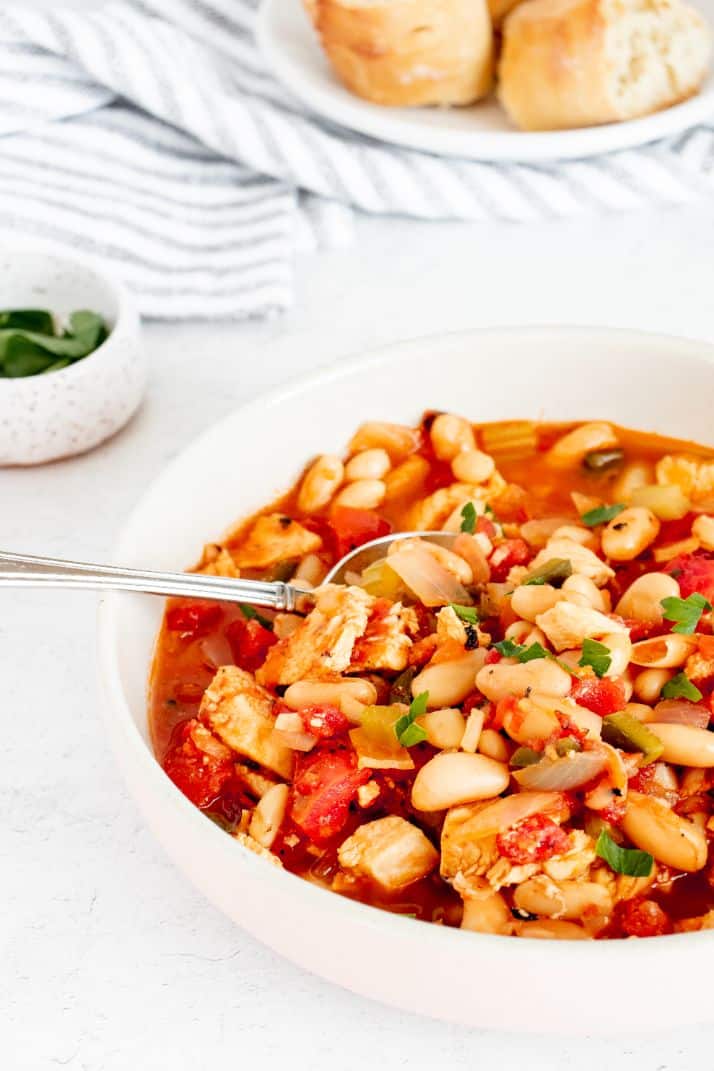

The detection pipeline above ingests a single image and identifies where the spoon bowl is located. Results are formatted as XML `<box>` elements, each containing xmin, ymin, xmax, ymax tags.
<box><xmin>323</xmin><ymin>530</ymin><xmax>457</xmax><ymax>584</ymax></box>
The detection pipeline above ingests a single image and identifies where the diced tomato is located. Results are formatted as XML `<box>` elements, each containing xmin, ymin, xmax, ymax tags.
<box><xmin>166</xmin><ymin>601</ymin><xmax>223</xmax><ymax>637</ymax></box>
<box><xmin>665</xmin><ymin>551</ymin><xmax>714</xmax><ymax>602</ymax></box>
<box><xmin>297</xmin><ymin>704</ymin><xmax>349</xmax><ymax>740</ymax></box>
<box><xmin>462</xmin><ymin>690</ymin><xmax>488</xmax><ymax>715</ymax></box>
<box><xmin>657</xmin><ymin>513</ymin><xmax>698</xmax><ymax>547</ymax></box>
<box><xmin>163</xmin><ymin>719</ymin><xmax>235</xmax><ymax>809</ymax></box>
<box><xmin>496</xmin><ymin>814</ymin><xmax>570</xmax><ymax>865</ymax></box>
<box><xmin>622</xmin><ymin>617</ymin><xmax>669</xmax><ymax>643</ymax></box>
<box><xmin>628</xmin><ymin>764</ymin><xmax>658</xmax><ymax>795</ymax></box>
<box><xmin>329</xmin><ymin>505</ymin><xmax>392</xmax><ymax>560</ymax></box>
<box><xmin>485</xmin><ymin>648</ymin><xmax>502</xmax><ymax>665</ymax></box>
<box><xmin>570</xmin><ymin>676</ymin><xmax>627</xmax><ymax>716</ymax></box>
<box><xmin>290</xmin><ymin>746</ymin><xmax>370</xmax><ymax>844</ymax></box>
<box><xmin>493</xmin><ymin>694</ymin><xmax>519</xmax><ymax>731</ymax></box>
<box><xmin>225</xmin><ymin>616</ymin><xmax>277</xmax><ymax>673</ymax></box>
<box><xmin>616</xmin><ymin>898</ymin><xmax>671</xmax><ymax>938</ymax></box>
<box><xmin>489</xmin><ymin>538</ymin><xmax>531</xmax><ymax>582</ymax></box>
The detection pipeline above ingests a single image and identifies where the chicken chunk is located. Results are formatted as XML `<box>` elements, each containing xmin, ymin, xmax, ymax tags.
<box><xmin>258</xmin><ymin>585</ymin><xmax>374</xmax><ymax>686</ymax></box>
<box><xmin>528</xmin><ymin>538</ymin><xmax>614</xmax><ymax>587</ymax></box>
<box><xmin>349</xmin><ymin>601</ymin><xmax>414</xmax><ymax>672</ymax></box>
<box><xmin>536</xmin><ymin>601</ymin><xmax>628</xmax><ymax>652</ymax></box>
<box><xmin>200</xmin><ymin>665</ymin><xmax>294</xmax><ymax>779</ymax></box>
<box><xmin>196</xmin><ymin>542</ymin><xmax>241</xmax><ymax>578</ymax></box>
<box><xmin>541</xmin><ymin>830</ymin><xmax>596</xmax><ymax>881</ymax></box>
<box><xmin>685</xmin><ymin>649</ymin><xmax>714</xmax><ymax>684</ymax></box>
<box><xmin>656</xmin><ymin>454</ymin><xmax>714</xmax><ymax>502</ymax></box>
<box><xmin>440</xmin><ymin>804</ymin><xmax>539</xmax><ymax>894</ymax></box>
<box><xmin>409</xmin><ymin>476</ymin><xmax>506</xmax><ymax>531</ymax></box>
<box><xmin>338</xmin><ymin>816</ymin><xmax>438</xmax><ymax>890</ymax></box>
<box><xmin>232</xmin><ymin>514</ymin><xmax>321</xmax><ymax>570</ymax></box>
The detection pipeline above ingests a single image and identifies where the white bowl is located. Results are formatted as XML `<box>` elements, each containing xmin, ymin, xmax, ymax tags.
<box><xmin>0</xmin><ymin>243</ymin><xmax>146</xmax><ymax>465</ymax></box>
<box><xmin>99</xmin><ymin>327</ymin><xmax>714</xmax><ymax>1035</ymax></box>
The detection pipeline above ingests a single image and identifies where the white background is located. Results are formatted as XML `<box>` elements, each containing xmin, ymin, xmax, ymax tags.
<box><xmin>4</xmin><ymin>2</ymin><xmax>714</xmax><ymax>1068</ymax></box>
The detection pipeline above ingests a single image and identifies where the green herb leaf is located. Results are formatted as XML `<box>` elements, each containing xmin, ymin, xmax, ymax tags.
<box><xmin>661</xmin><ymin>671</ymin><xmax>703</xmax><ymax>702</ymax></box>
<box><xmin>0</xmin><ymin>308</ymin><xmax>54</xmax><ymax>333</ymax></box>
<box><xmin>595</xmin><ymin>830</ymin><xmax>653</xmax><ymax>877</ymax></box>
<box><xmin>238</xmin><ymin>604</ymin><xmax>274</xmax><ymax>630</ymax></box>
<box><xmin>395</xmin><ymin>691</ymin><xmax>429</xmax><ymax>747</ymax></box>
<box><xmin>522</xmin><ymin>558</ymin><xmax>573</xmax><ymax>587</ymax></box>
<box><xmin>450</xmin><ymin>603</ymin><xmax>479</xmax><ymax>624</ymax></box>
<box><xmin>661</xmin><ymin>593</ymin><xmax>713</xmax><ymax>635</ymax></box>
<box><xmin>580</xmin><ymin>503</ymin><xmax>626</xmax><ymax>527</ymax></box>
<box><xmin>493</xmin><ymin>638</ymin><xmax>523</xmax><ymax>658</ymax></box>
<box><xmin>492</xmin><ymin>639</ymin><xmax>549</xmax><ymax>664</ymax></box>
<box><xmin>460</xmin><ymin>502</ymin><xmax>477</xmax><ymax>534</ymax></box>
<box><xmin>578</xmin><ymin>638</ymin><xmax>612</xmax><ymax>678</ymax></box>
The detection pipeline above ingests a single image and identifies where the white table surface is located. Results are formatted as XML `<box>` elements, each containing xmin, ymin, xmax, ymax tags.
<box><xmin>6</xmin><ymin>3</ymin><xmax>714</xmax><ymax>1067</ymax></box>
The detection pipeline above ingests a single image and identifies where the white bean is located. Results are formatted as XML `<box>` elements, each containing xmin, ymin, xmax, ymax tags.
<box><xmin>615</xmin><ymin>572</ymin><xmax>680</xmax><ymax>622</ymax></box>
<box><xmin>248</xmin><ymin>783</ymin><xmax>289</xmax><ymax>849</ymax></box>
<box><xmin>344</xmin><ymin>448</ymin><xmax>391</xmax><ymax>481</ymax></box>
<box><xmin>600</xmin><ymin>632</ymin><xmax>632</xmax><ymax>678</ymax></box>
<box><xmin>284</xmin><ymin>679</ymin><xmax>376</xmax><ymax>721</ymax></box>
<box><xmin>510</xmin><ymin>584</ymin><xmax>564</xmax><ymax>622</ymax></box>
<box><xmin>461</xmin><ymin>891</ymin><xmax>512</xmax><ymax>935</ymax></box>
<box><xmin>476</xmin><ymin>659</ymin><xmax>572</xmax><ymax>702</ymax></box>
<box><xmin>383</xmin><ymin>455</ymin><xmax>430</xmax><ymax>500</ymax></box>
<box><xmin>561</xmin><ymin>574</ymin><xmax>609</xmax><ymax>612</ymax></box>
<box><xmin>348</xmin><ymin>421</ymin><xmax>418</xmax><ymax>460</ymax></box>
<box><xmin>505</xmin><ymin>620</ymin><xmax>547</xmax><ymax>647</ymax></box>
<box><xmin>412</xmin><ymin>649</ymin><xmax>486</xmax><ymax>709</ymax></box>
<box><xmin>478</xmin><ymin>728</ymin><xmax>511</xmax><ymax>761</ymax></box>
<box><xmin>601</xmin><ymin>507</ymin><xmax>660</xmax><ymax>561</ymax></box>
<box><xmin>297</xmin><ymin>454</ymin><xmax>344</xmax><ymax>513</ymax></box>
<box><xmin>451</xmin><ymin>449</ymin><xmax>495</xmax><ymax>484</ymax></box>
<box><xmin>647</xmin><ymin>724</ymin><xmax>714</xmax><ymax>767</ymax></box>
<box><xmin>334</xmin><ymin>478</ymin><xmax>386</xmax><ymax>510</ymax></box>
<box><xmin>550</xmin><ymin>525</ymin><xmax>598</xmax><ymax>550</ymax></box>
<box><xmin>546</xmin><ymin>422</ymin><xmax>618</xmax><ymax>467</ymax></box>
<box><xmin>418</xmin><ymin>708</ymin><xmax>466</xmax><ymax>750</ymax></box>
<box><xmin>294</xmin><ymin>552</ymin><xmax>327</xmax><ymax>587</ymax></box>
<box><xmin>622</xmin><ymin>791</ymin><xmax>707</xmax><ymax>871</ymax></box>
<box><xmin>633</xmin><ymin>668</ymin><xmax>673</xmax><ymax>704</ymax></box>
<box><xmin>693</xmin><ymin>514</ymin><xmax>714</xmax><ymax>551</ymax></box>
<box><xmin>430</xmin><ymin>413</ymin><xmax>475</xmax><ymax>461</ymax></box>
<box><xmin>630</xmin><ymin>634</ymin><xmax>698</xmax><ymax>669</ymax></box>
<box><xmin>623</xmin><ymin>701</ymin><xmax>658</xmax><ymax>723</ymax></box>
<box><xmin>411</xmin><ymin>752</ymin><xmax>509</xmax><ymax>811</ymax></box>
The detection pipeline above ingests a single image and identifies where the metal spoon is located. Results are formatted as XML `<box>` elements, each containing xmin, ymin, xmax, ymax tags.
<box><xmin>0</xmin><ymin>533</ymin><xmax>455</xmax><ymax>612</ymax></box>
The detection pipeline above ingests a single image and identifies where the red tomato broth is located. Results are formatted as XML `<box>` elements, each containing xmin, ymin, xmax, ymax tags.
<box><xmin>150</xmin><ymin>418</ymin><xmax>714</xmax><ymax>937</ymax></box>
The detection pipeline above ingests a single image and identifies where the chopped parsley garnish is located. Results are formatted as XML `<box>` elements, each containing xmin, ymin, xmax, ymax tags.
<box><xmin>493</xmin><ymin>638</ymin><xmax>579</xmax><ymax>677</ymax></box>
<box><xmin>522</xmin><ymin>557</ymin><xmax>573</xmax><ymax>587</ymax></box>
<box><xmin>450</xmin><ymin>603</ymin><xmax>480</xmax><ymax>624</ymax></box>
<box><xmin>395</xmin><ymin>691</ymin><xmax>429</xmax><ymax>747</ymax></box>
<box><xmin>239</xmin><ymin>603</ymin><xmax>274</xmax><ymax>630</ymax></box>
<box><xmin>460</xmin><ymin>502</ymin><xmax>477</xmax><ymax>534</ymax></box>
<box><xmin>580</xmin><ymin>503</ymin><xmax>626</xmax><ymax>527</ymax></box>
<box><xmin>661</xmin><ymin>671</ymin><xmax>703</xmax><ymax>702</ymax></box>
<box><xmin>595</xmin><ymin>830</ymin><xmax>653</xmax><ymax>877</ymax></box>
<box><xmin>578</xmin><ymin>638</ymin><xmax>612</xmax><ymax>678</ymax></box>
<box><xmin>661</xmin><ymin>593</ymin><xmax>712</xmax><ymax>635</ymax></box>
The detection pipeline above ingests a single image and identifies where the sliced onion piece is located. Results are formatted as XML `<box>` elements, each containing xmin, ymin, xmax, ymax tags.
<box><xmin>514</xmin><ymin>750</ymin><xmax>608</xmax><ymax>791</ymax></box>
<box><xmin>387</xmin><ymin>543</ymin><xmax>469</xmax><ymax>607</ymax></box>
<box><xmin>273</xmin><ymin>712</ymin><xmax>317</xmax><ymax>752</ymax></box>
<box><xmin>465</xmin><ymin>790</ymin><xmax>567</xmax><ymax>839</ymax></box>
<box><xmin>652</xmin><ymin>699</ymin><xmax>711</xmax><ymax>728</ymax></box>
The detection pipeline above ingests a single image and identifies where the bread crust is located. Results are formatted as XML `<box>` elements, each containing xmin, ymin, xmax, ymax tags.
<box><xmin>309</xmin><ymin>0</ymin><xmax>494</xmax><ymax>106</ymax></box>
<box><xmin>498</xmin><ymin>0</ymin><xmax>711</xmax><ymax>131</ymax></box>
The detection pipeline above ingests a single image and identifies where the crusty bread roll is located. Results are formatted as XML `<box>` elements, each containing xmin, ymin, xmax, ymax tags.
<box><xmin>499</xmin><ymin>0</ymin><xmax>711</xmax><ymax>131</ymax></box>
<box><xmin>308</xmin><ymin>0</ymin><xmax>494</xmax><ymax>106</ymax></box>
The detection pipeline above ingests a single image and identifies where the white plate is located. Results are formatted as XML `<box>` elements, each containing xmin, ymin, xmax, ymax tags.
<box><xmin>257</xmin><ymin>0</ymin><xmax>714</xmax><ymax>162</ymax></box>
<box><xmin>99</xmin><ymin>326</ymin><xmax>714</xmax><ymax>1035</ymax></box>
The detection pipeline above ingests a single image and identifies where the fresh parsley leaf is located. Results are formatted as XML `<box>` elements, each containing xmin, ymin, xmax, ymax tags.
<box><xmin>595</xmin><ymin>830</ymin><xmax>653</xmax><ymax>877</ymax></box>
<box><xmin>661</xmin><ymin>672</ymin><xmax>703</xmax><ymax>702</ymax></box>
<box><xmin>493</xmin><ymin>638</ymin><xmax>525</xmax><ymax>658</ymax></box>
<box><xmin>450</xmin><ymin>603</ymin><xmax>479</xmax><ymax>624</ymax></box>
<box><xmin>239</xmin><ymin>604</ymin><xmax>274</xmax><ymax>630</ymax></box>
<box><xmin>460</xmin><ymin>502</ymin><xmax>477</xmax><ymax>534</ymax></box>
<box><xmin>492</xmin><ymin>639</ymin><xmax>548</xmax><ymax>664</ymax></box>
<box><xmin>395</xmin><ymin>691</ymin><xmax>429</xmax><ymax>747</ymax></box>
<box><xmin>661</xmin><ymin>593</ymin><xmax>712</xmax><ymax>635</ymax></box>
<box><xmin>580</xmin><ymin>503</ymin><xmax>626</xmax><ymax>527</ymax></box>
<box><xmin>522</xmin><ymin>557</ymin><xmax>573</xmax><ymax>587</ymax></box>
<box><xmin>578</xmin><ymin>638</ymin><xmax>612</xmax><ymax>678</ymax></box>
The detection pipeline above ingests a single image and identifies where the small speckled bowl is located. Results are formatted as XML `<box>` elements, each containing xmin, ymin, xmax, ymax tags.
<box><xmin>0</xmin><ymin>243</ymin><xmax>146</xmax><ymax>466</ymax></box>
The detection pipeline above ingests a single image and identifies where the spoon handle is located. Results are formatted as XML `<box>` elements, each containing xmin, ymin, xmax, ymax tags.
<box><xmin>0</xmin><ymin>550</ymin><xmax>302</xmax><ymax>611</ymax></box>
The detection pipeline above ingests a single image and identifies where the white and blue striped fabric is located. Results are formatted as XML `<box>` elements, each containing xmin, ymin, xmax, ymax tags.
<box><xmin>0</xmin><ymin>0</ymin><xmax>712</xmax><ymax>319</ymax></box>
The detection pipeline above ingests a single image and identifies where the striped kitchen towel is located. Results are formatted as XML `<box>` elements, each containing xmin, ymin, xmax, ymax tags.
<box><xmin>0</xmin><ymin>0</ymin><xmax>712</xmax><ymax>319</ymax></box>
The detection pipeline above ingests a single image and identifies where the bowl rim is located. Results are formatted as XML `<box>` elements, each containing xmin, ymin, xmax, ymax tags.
<box><xmin>98</xmin><ymin>324</ymin><xmax>714</xmax><ymax>963</ymax></box>
<box><xmin>0</xmin><ymin>238</ymin><xmax>138</xmax><ymax>389</ymax></box>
